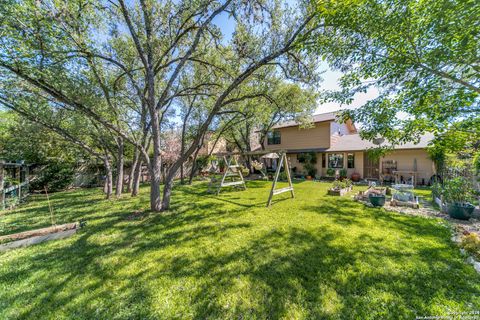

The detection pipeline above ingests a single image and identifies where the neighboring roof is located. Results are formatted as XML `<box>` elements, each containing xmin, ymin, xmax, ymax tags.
<box><xmin>326</xmin><ymin>133</ymin><xmax>434</xmax><ymax>152</ymax></box>
<box><xmin>271</xmin><ymin>112</ymin><xmax>337</xmax><ymax>129</ymax></box>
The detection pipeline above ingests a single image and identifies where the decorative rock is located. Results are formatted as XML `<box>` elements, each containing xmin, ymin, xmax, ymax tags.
<box><xmin>460</xmin><ymin>249</ymin><xmax>466</xmax><ymax>255</ymax></box>
<box><xmin>474</xmin><ymin>262</ymin><xmax>480</xmax><ymax>273</ymax></box>
<box><xmin>451</xmin><ymin>236</ymin><xmax>461</xmax><ymax>243</ymax></box>
<box><xmin>466</xmin><ymin>256</ymin><xmax>475</xmax><ymax>264</ymax></box>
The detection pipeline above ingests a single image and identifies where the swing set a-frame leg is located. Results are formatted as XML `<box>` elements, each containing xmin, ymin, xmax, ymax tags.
<box><xmin>216</xmin><ymin>155</ymin><xmax>247</xmax><ymax>195</ymax></box>
<box><xmin>266</xmin><ymin>153</ymin><xmax>294</xmax><ymax>207</ymax></box>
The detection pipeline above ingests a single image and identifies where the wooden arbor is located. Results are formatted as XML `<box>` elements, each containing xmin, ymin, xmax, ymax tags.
<box><xmin>213</xmin><ymin>150</ymin><xmax>294</xmax><ymax>207</ymax></box>
<box><xmin>0</xmin><ymin>160</ymin><xmax>30</xmax><ymax>210</ymax></box>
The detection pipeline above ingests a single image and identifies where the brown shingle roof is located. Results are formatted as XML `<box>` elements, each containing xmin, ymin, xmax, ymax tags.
<box><xmin>271</xmin><ymin>112</ymin><xmax>337</xmax><ymax>129</ymax></box>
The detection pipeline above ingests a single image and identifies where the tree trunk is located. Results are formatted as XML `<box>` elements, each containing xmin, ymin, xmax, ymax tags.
<box><xmin>115</xmin><ymin>137</ymin><xmax>124</xmax><ymax>198</ymax></box>
<box><xmin>127</xmin><ymin>147</ymin><xmax>139</xmax><ymax>194</ymax></box>
<box><xmin>149</xmin><ymin>154</ymin><xmax>162</xmax><ymax>211</ymax></box>
<box><xmin>161</xmin><ymin>164</ymin><xmax>179</xmax><ymax>210</ymax></box>
<box><xmin>188</xmin><ymin>161</ymin><xmax>197</xmax><ymax>185</ymax></box>
<box><xmin>149</xmin><ymin>107</ymin><xmax>162</xmax><ymax>211</ymax></box>
<box><xmin>180</xmin><ymin>127</ymin><xmax>185</xmax><ymax>184</ymax></box>
<box><xmin>188</xmin><ymin>146</ymin><xmax>202</xmax><ymax>185</ymax></box>
<box><xmin>103</xmin><ymin>155</ymin><xmax>113</xmax><ymax>199</ymax></box>
<box><xmin>180</xmin><ymin>161</ymin><xmax>185</xmax><ymax>184</ymax></box>
<box><xmin>131</xmin><ymin>159</ymin><xmax>143</xmax><ymax>196</ymax></box>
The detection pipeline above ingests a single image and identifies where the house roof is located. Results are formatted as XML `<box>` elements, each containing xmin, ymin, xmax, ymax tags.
<box><xmin>326</xmin><ymin>133</ymin><xmax>434</xmax><ymax>152</ymax></box>
<box><xmin>271</xmin><ymin>112</ymin><xmax>337</xmax><ymax>129</ymax></box>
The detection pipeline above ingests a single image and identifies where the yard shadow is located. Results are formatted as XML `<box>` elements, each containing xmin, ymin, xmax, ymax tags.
<box><xmin>1</xmin><ymin>183</ymin><xmax>479</xmax><ymax>319</ymax></box>
<box><xmin>158</xmin><ymin>225</ymin><xmax>480</xmax><ymax>319</ymax></box>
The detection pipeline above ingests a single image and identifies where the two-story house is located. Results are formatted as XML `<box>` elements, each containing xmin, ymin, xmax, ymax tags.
<box><xmin>263</xmin><ymin>112</ymin><xmax>435</xmax><ymax>185</ymax></box>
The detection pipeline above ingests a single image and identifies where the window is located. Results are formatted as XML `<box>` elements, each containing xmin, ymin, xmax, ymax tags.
<box><xmin>322</xmin><ymin>154</ymin><xmax>326</xmax><ymax>168</ymax></box>
<box><xmin>328</xmin><ymin>153</ymin><xmax>344</xmax><ymax>168</ymax></box>
<box><xmin>347</xmin><ymin>153</ymin><xmax>355</xmax><ymax>168</ymax></box>
<box><xmin>267</xmin><ymin>131</ymin><xmax>281</xmax><ymax>145</ymax></box>
<box><xmin>297</xmin><ymin>152</ymin><xmax>317</xmax><ymax>164</ymax></box>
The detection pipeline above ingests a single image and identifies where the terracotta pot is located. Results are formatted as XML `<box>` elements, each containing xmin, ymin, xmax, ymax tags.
<box><xmin>306</xmin><ymin>176</ymin><xmax>312</xmax><ymax>180</ymax></box>
<box><xmin>351</xmin><ymin>172</ymin><xmax>361</xmax><ymax>182</ymax></box>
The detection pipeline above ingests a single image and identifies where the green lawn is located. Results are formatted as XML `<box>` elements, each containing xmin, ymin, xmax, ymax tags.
<box><xmin>0</xmin><ymin>181</ymin><xmax>479</xmax><ymax>319</ymax></box>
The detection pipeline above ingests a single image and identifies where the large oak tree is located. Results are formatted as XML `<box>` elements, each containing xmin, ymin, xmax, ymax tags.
<box><xmin>0</xmin><ymin>0</ymin><xmax>321</xmax><ymax>211</ymax></box>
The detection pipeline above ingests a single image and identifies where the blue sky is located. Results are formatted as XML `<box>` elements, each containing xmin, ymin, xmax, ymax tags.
<box><xmin>212</xmin><ymin>9</ymin><xmax>379</xmax><ymax>115</ymax></box>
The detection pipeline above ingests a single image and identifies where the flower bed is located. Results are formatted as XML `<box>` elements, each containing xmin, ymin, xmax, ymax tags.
<box><xmin>327</xmin><ymin>179</ymin><xmax>353</xmax><ymax>196</ymax></box>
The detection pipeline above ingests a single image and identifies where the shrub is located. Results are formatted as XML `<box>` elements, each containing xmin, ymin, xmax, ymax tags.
<box><xmin>339</xmin><ymin>168</ymin><xmax>347</xmax><ymax>178</ymax></box>
<box><xmin>218</xmin><ymin>158</ymin><xmax>225</xmax><ymax>171</ymax></box>
<box><xmin>298</xmin><ymin>152</ymin><xmax>317</xmax><ymax>177</ymax></box>
<box><xmin>195</xmin><ymin>155</ymin><xmax>212</xmax><ymax>172</ymax></box>
<box><xmin>326</xmin><ymin>168</ymin><xmax>335</xmax><ymax>176</ymax></box>
<box><xmin>30</xmin><ymin>162</ymin><xmax>75</xmax><ymax>192</ymax></box>
<box><xmin>474</xmin><ymin>151</ymin><xmax>480</xmax><ymax>176</ymax></box>
<box><xmin>303</xmin><ymin>162</ymin><xmax>317</xmax><ymax>177</ymax></box>
<box><xmin>4</xmin><ymin>177</ymin><xmax>20</xmax><ymax>188</ymax></box>
<box><xmin>431</xmin><ymin>182</ymin><xmax>443</xmax><ymax>199</ymax></box>
<box><xmin>344</xmin><ymin>178</ymin><xmax>352</xmax><ymax>188</ymax></box>
<box><xmin>461</xmin><ymin>233</ymin><xmax>480</xmax><ymax>260</ymax></box>
<box><xmin>297</xmin><ymin>152</ymin><xmax>317</xmax><ymax>164</ymax></box>
<box><xmin>441</xmin><ymin>177</ymin><xmax>473</xmax><ymax>204</ymax></box>
<box><xmin>331</xmin><ymin>179</ymin><xmax>352</xmax><ymax>190</ymax></box>
<box><xmin>332</xmin><ymin>179</ymin><xmax>343</xmax><ymax>190</ymax></box>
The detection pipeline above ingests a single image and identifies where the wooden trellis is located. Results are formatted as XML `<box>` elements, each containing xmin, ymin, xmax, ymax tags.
<box><xmin>211</xmin><ymin>150</ymin><xmax>294</xmax><ymax>207</ymax></box>
<box><xmin>0</xmin><ymin>160</ymin><xmax>30</xmax><ymax>210</ymax></box>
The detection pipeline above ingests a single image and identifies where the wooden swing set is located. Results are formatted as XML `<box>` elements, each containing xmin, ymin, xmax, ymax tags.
<box><xmin>210</xmin><ymin>150</ymin><xmax>294</xmax><ymax>207</ymax></box>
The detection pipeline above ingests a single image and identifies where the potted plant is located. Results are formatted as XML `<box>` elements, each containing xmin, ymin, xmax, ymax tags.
<box><xmin>351</xmin><ymin>172</ymin><xmax>361</xmax><ymax>182</ymax></box>
<box><xmin>442</xmin><ymin>177</ymin><xmax>475</xmax><ymax>220</ymax></box>
<box><xmin>328</xmin><ymin>179</ymin><xmax>353</xmax><ymax>196</ymax></box>
<box><xmin>305</xmin><ymin>166</ymin><xmax>317</xmax><ymax>180</ymax></box>
<box><xmin>326</xmin><ymin>168</ymin><xmax>335</xmax><ymax>177</ymax></box>
<box><xmin>369</xmin><ymin>189</ymin><xmax>386</xmax><ymax>207</ymax></box>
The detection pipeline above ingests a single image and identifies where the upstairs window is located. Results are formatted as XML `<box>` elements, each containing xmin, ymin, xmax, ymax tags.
<box><xmin>267</xmin><ymin>131</ymin><xmax>281</xmax><ymax>145</ymax></box>
<box><xmin>347</xmin><ymin>153</ymin><xmax>355</xmax><ymax>168</ymax></box>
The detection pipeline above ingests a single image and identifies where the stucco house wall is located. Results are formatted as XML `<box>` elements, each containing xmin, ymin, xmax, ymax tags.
<box><xmin>381</xmin><ymin>149</ymin><xmax>434</xmax><ymax>184</ymax></box>
<box><xmin>260</xmin><ymin>112</ymin><xmax>434</xmax><ymax>184</ymax></box>
<box><xmin>265</xmin><ymin>122</ymin><xmax>331</xmax><ymax>150</ymax></box>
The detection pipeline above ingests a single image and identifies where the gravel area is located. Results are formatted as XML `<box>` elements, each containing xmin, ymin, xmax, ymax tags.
<box><xmin>355</xmin><ymin>197</ymin><xmax>480</xmax><ymax>236</ymax></box>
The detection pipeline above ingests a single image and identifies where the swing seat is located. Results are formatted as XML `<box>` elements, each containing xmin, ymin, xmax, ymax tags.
<box><xmin>272</xmin><ymin>186</ymin><xmax>293</xmax><ymax>195</ymax></box>
<box><xmin>222</xmin><ymin>181</ymin><xmax>245</xmax><ymax>187</ymax></box>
